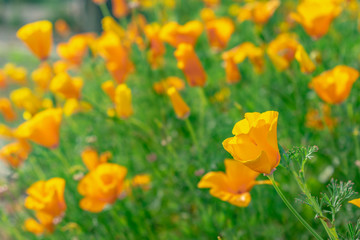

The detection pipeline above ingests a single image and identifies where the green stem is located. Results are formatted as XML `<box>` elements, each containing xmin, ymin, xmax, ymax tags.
<box><xmin>185</xmin><ymin>118</ymin><xmax>203</xmax><ymax>162</ymax></box>
<box><xmin>99</xmin><ymin>3</ymin><xmax>111</xmax><ymax>17</ymax></box>
<box><xmin>267</xmin><ymin>175</ymin><xmax>323</xmax><ymax>240</ymax></box>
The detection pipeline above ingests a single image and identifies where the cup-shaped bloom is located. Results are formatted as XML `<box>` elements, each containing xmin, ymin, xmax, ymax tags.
<box><xmin>112</xmin><ymin>0</ymin><xmax>129</xmax><ymax>18</ymax></box>
<box><xmin>223</xmin><ymin>111</ymin><xmax>280</xmax><ymax>174</ymax></box>
<box><xmin>78</xmin><ymin>163</ymin><xmax>127</xmax><ymax>212</ymax></box>
<box><xmin>153</xmin><ymin>77</ymin><xmax>185</xmax><ymax>94</ymax></box>
<box><xmin>57</xmin><ymin>33</ymin><xmax>96</xmax><ymax>66</ymax></box>
<box><xmin>237</xmin><ymin>0</ymin><xmax>280</xmax><ymax>24</ymax></box>
<box><xmin>14</xmin><ymin>108</ymin><xmax>63</xmax><ymax>148</ymax></box>
<box><xmin>267</xmin><ymin>33</ymin><xmax>299</xmax><ymax>71</ymax></box>
<box><xmin>166</xmin><ymin>87</ymin><xmax>190</xmax><ymax>119</ymax></box>
<box><xmin>175</xmin><ymin>43</ymin><xmax>207</xmax><ymax>87</ymax></box>
<box><xmin>114</xmin><ymin>84</ymin><xmax>133</xmax><ymax>119</ymax></box>
<box><xmin>10</xmin><ymin>87</ymin><xmax>42</xmax><ymax>115</ymax></box>
<box><xmin>3</xmin><ymin>63</ymin><xmax>27</xmax><ymax>85</ymax></box>
<box><xmin>81</xmin><ymin>148</ymin><xmax>112</xmax><ymax>171</ymax></box>
<box><xmin>0</xmin><ymin>140</ymin><xmax>31</xmax><ymax>168</ymax></box>
<box><xmin>31</xmin><ymin>62</ymin><xmax>53</xmax><ymax>91</ymax></box>
<box><xmin>160</xmin><ymin>21</ymin><xmax>203</xmax><ymax>47</ymax></box>
<box><xmin>96</xmin><ymin>32</ymin><xmax>134</xmax><ymax>83</ymax></box>
<box><xmin>290</xmin><ymin>0</ymin><xmax>342</xmax><ymax>39</ymax></box>
<box><xmin>295</xmin><ymin>45</ymin><xmax>315</xmax><ymax>74</ymax></box>
<box><xmin>309</xmin><ymin>65</ymin><xmax>359</xmax><ymax>104</ymax></box>
<box><xmin>0</xmin><ymin>98</ymin><xmax>17</xmax><ymax>122</ymax></box>
<box><xmin>204</xmin><ymin>17</ymin><xmax>234</xmax><ymax>50</ymax></box>
<box><xmin>222</xmin><ymin>42</ymin><xmax>265</xmax><ymax>73</ymax></box>
<box><xmin>55</xmin><ymin>19</ymin><xmax>70</xmax><ymax>37</ymax></box>
<box><xmin>198</xmin><ymin>159</ymin><xmax>272</xmax><ymax>207</ymax></box>
<box><xmin>50</xmin><ymin>72</ymin><xmax>83</xmax><ymax>99</ymax></box>
<box><xmin>24</xmin><ymin>216</ymin><xmax>54</xmax><ymax>235</ymax></box>
<box><xmin>144</xmin><ymin>23</ymin><xmax>166</xmax><ymax>69</ymax></box>
<box><xmin>16</xmin><ymin>20</ymin><xmax>53</xmax><ymax>60</ymax></box>
<box><xmin>25</xmin><ymin>177</ymin><xmax>66</xmax><ymax>218</ymax></box>
<box><xmin>349</xmin><ymin>198</ymin><xmax>360</xmax><ymax>208</ymax></box>
<box><xmin>102</xmin><ymin>16</ymin><xmax>126</xmax><ymax>39</ymax></box>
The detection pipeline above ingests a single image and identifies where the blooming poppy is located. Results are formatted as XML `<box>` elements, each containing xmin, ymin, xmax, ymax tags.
<box><xmin>153</xmin><ymin>77</ymin><xmax>185</xmax><ymax>94</ymax></box>
<box><xmin>31</xmin><ymin>62</ymin><xmax>53</xmax><ymax>91</ymax></box>
<box><xmin>0</xmin><ymin>140</ymin><xmax>31</xmax><ymax>168</ymax></box>
<box><xmin>10</xmin><ymin>88</ymin><xmax>42</xmax><ymax>116</ymax></box>
<box><xmin>81</xmin><ymin>148</ymin><xmax>112</xmax><ymax>171</ymax></box>
<box><xmin>0</xmin><ymin>98</ymin><xmax>17</xmax><ymax>122</ymax></box>
<box><xmin>160</xmin><ymin>21</ymin><xmax>203</xmax><ymax>47</ymax></box>
<box><xmin>114</xmin><ymin>84</ymin><xmax>133</xmax><ymax>119</ymax></box>
<box><xmin>112</xmin><ymin>0</ymin><xmax>129</xmax><ymax>18</ymax></box>
<box><xmin>223</xmin><ymin>111</ymin><xmax>280</xmax><ymax>175</ymax></box>
<box><xmin>166</xmin><ymin>87</ymin><xmax>190</xmax><ymax>119</ymax></box>
<box><xmin>309</xmin><ymin>65</ymin><xmax>359</xmax><ymax>104</ymax></box>
<box><xmin>144</xmin><ymin>23</ymin><xmax>166</xmax><ymax>69</ymax></box>
<box><xmin>174</xmin><ymin>43</ymin><xmax>207</xmax><ymax>87</ymax></box>
<box><xmin>50</xmin><ymin>72</ymin><xmax>83</xmax><ymax>99</ymax></box>
<box><xmin>295</xmin><ymin>45</ymin><xmax>316</xmax><ymax>74</ymax></box>
<box><xmin>236</xmin><ymin>0</ymin><xmax>280</xmax><ymax>25</ymax></box>
<box><xmin>198</xmin><ymin>159</ymin><xmax>272</xmax><ymax>207</ymax></box>
<box><xmin>16</xmin><ymin>20</ymin><xmax>53</xmax><ymax>61</ymax></box>
<box><xmin>204</xmin><ymin>17</ymin><xmax>235</xmax><ymax>50</ymax></box>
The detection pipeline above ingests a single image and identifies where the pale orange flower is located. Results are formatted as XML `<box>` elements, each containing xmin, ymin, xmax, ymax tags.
<box><xmin>101</xmin><ymin>80</ymin><xmax>116</xmax><ymax>102</ymax></box>
<box><xmin>10</xmin><ymin>87</ymin><xmax>42</xmax><ymax>115</ymax></box>
<box><xmin>112</xmin><ymin>0</ymin><xmax>129</xmax><ymax>18</ymax></box>
<box><xmin>55</xmin><ymin>19</ymin><xmax>70</xmax><ymax>37</ymax></box>
<box><xmin>3</xmin><ymin>63</ymin><xmax>27</xmax><ymax>85</ymax></box>
<box><xmin>0</xmin><ymin>98</ymin><xmax>17</xmax><ymax>122</ymax></box>
<box><xmin>81</xmin><ymin>148</ymin><xmax>112</xmax><ymax>171</ymax></box>
<box><xmin>295</xmin><ymin>44</ymin><xmax>316</xmax><ymax>74</ymax></box>
<box><xmin>31</xmin><ymin>62</ymin><xmax>53</xmax><ymax>91</ymax></box>
<box><xmin>50</xmin><ymin>72</ymin><xmax>83</xmax><ymax>99</ymax></box>
<box><xmin>223</xmin><ymin>111</ymin><xmax>280</xmax><ymax>174</ymax></box>
<box><xmin>144</xmin><ymin>23</ymin><xmax>166</xmax><ymax>69</ymax></box>
<box><xmin>160</xmin><ymin>21</ymin><xmax>203</xmax><ymax>47</ymax></box>
<box><xmin>167</xmin><ymin>87</ymin><xmax>190</xmax><ymax>119</ymax></box>
<box><xmin>198</xmin><ymin>159</ymin><xmax>272</xmax><ymax>207</ymax></box>
<box><xmin>174</xmin><ymin>43</ymin><xmax>207</xmax><ymax>87</ymax></box>
<box><xmin>153</xmin><ymin>76</ymin><xmax>185</xmax><ymax>94</ymax></box>
<box><xmin>16</xmin><ymin>20</ymin><xmax>53</xmax><ymax>60</ymax></box>
<box><xmin>204</xmin><ymin>17</ymin><xmax>234</xmax><ymax>50</ymax></box>
<box><xmin>237</xmin><ymin>0</ymin><xmax>280</xmax><ymax>24</ymax></box>
<box><xmin>0</xmin><ymin>140</ymin><xmax>31</xmax><ymax>168</ymax></box>
<box><xmin>14</xmin><ymin>108</ymin><xmax>63</xmax><ymax>148</ymax></box>
<box><xmin>0</xmin><ymin>70</ymin><xmax>6</xmax><ymax>88</ymax></box>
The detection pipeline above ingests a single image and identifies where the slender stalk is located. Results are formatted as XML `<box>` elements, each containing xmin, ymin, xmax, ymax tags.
<box><xmin>99</xmin><ymin>3</ymin><xmax>111</xmax><ymax>17</ymax></box>
<box><xmin>267</xmin><ymin>175</ymin><xmax>323</xmax><ymax>240</ymax></box>
<box><xmin>185</xmin><ymin>118</ymin><xmax>203</xmax><ymax>162</ymax></box>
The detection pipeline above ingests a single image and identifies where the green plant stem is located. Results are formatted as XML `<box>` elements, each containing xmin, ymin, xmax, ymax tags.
<box><xmin>292</xmin><ymin>172</ymin><xmax>339</xmax><ymax>240</ymax></box>
<box><xmin>185</xmin><ymin>118</ymin><xmax>203</xmax><ymax>162</ymax></box>
<box><xmin>99</xmin><ymin>3</ymin><xmax>111</xmax><ymax>17</ymax></box>
<box><xmin>267</xmin><ymin>175</ymin><xmax>323</xmax><ymax>240</ymax></box>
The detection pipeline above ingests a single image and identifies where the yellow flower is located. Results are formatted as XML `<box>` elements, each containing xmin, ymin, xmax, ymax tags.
<box><xmin>50</xmin><ymin>72</ymin><xmax>83</xmax><ymax>99</ymax></box>
<box><xmin>14</xmin><ymin>108</ymin><xmax>63</xmax><ymax>148</ymax></box>
<box><xmin>101</xmin><ymin>80</ymin><xmax>116</xmax><ymax>102</ymax></box>
<box><xmin>349</xmin><ymin>198</ymin><xmax>360</xmax><ymax>208</ymax></box>
<box><xmin>198</xmin><ymin>159</ymin><xmax>272</xmax><ymax>207</ymax></box>
<box><xmin>223</xmin><ymin>111</ymin><xmax>280</xmax><ymax>174</ymax></box>
<box><xmin>0</xmin><ymin>140</ymin><xmax>31</xmax><ymax>168</ymax></box>
<box><xmin>237</xmin><ymin>0</ymin><xmax>280</xmax><ymax>24</ymax></box>
<box><xmin>267</xmin><ymin>33</ymin><xmax>299</xmax><ymax>71</ymax></box>
<box><xmin>144</xmin><ymin>23</ymin><xmax>166</xmax><ymax>69</ymax></box>
<box><xmin>78</xmin><ymin>163</ymin><xmax>127</xmax><ymax>213</ymax></box>
<box><xmin>10</xmin><ymin>87</ymin><xmax>42</xmax><ymax>115</ymax></box>
<box><xmin>160</xmin><ymin>21</ymin><xmax>203</xmax><ymax>47</ymax></box>
<box><xmin>57</xmin><ymin>33</ymin><xmax>96</xmax><ymax>66</ymax></box>
<box><xmin>16</xmin><ymin>20</ymin><xmax>53</xmax><ymax>60</ymax></box>
<box><xmin>153</xmin><ymin>76</ymin><xmax>185</xmax><ymax>94</ymax></box>
<box><xmin>124</xmin><ymin>174</ymin><xmax>151</xmax><ymax>195</ymax></box>
<box><xmin>290</xmin><ymin>0</ymin><xmax>342</xmax><ymax>39</ymax></box>
<box><xmin>295</xmin><ymin>45</ymin><xmax>316</xmax><ymax>74</ymax></box>
<box><xmin>166</xmin><ymin>87</ymin><xmax>190</xmax><ymax>119</ymax></box>
<box><xmin>3</xmin><ymin>63</ymin><xmax>27</xmax><ymax>85</ymax></box>
<box><xmin>114</xmin><ymin>84</ymin><xmax>133</xmax><ymax>119</ymax></box>
<box><xmin>175</xmin><ymin>43</ymin><xmax>207</xmax><ymax>87</ymax></box>
<box><xmin>102</xmin><ymin>16</ymin><xmax>126</xmax><ymax>39</ymax></box>
<box><xmin>63</xmin><ymin>99</ymin><xmax>92</xmax><ymax>116</ymax></box>
<box><xmin>31</xmin><ymin>62</ymin><xmax>53</xmax><ymax>91</ymax></box>
<box><xmin>204</xmin><ymin>17</ymin><xmax>235</xmax><ymax>50</ymax></box>
<box><xmin>81</xmin><ymin>148</ymin><xmax>112</xmax><ymax>171</ymax></box>
<box><xmin>309</xmin><ymin>65</ymin><xmax>359</xmax><ymax>104</ymax></box>
<box><xmin>0</xmin><ymin>98</ymin><xmax>17</xmax><ymax>122</ymax></box>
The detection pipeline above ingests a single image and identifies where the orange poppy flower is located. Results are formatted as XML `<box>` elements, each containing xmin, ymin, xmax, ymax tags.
<box><xmin>10</xmin><ymin>87</ymin><xmax>42</xmax><ymax>115</ymax></box>
<box><xmin>204</xmin><ymin>17</ymin><xmax>234</xmax><ymax>50</ymax></box>
<box><xmin>290</xmin><ymin>0</ymin><xmax>342</xmax><ymax>39</ymax></box>
<box><xmin>63</xmin><ymin>99</ymin><xmax>92</xmax><ymax>116</ymax></box>
<box><xmin>0</xmin><ymin>70</ymin><xmax>6</xmax><ymax>88</ymax></box>
<box><xmin>267</xmin><ymin>33</ymin><xmax>299</xmax><ymax>71</ymax></box>
<box><xmin>50</xmin><ymin>72</ymin><xmax>83</xmax><ymax>99</ymax></box>
<box><xmin>175</xmin><ymin>43</ymin><xmax>207</xmax><ymax>87</ymax></box>
<box><xmin>349</xmin><ymin>198</ymin><xmax>360</xmax><ymax>208</ymax></box>
<box><xmin>160</xmin><ymin>21</ymin><xmax>203</xmax><ymax>47</ymax></box>
<box><xmin>167</xmin><ymin>87</ymin><xmax>190</xmax><ymax>119</ymax></box>
<box><xmin>14</xmin><ymin>108</ymin><xmax>63</xmax><ymax>148</ymax></box>
<box><xmin>223</xmin><ymin>58</ymin><xmax>241</xmax><ymax>84</ymax></box>
<box><xmin>237</xmin><ymin>0</ymin><xmax>280</xmax><ymax>24</ymax></box>
<box><xmin>3</xmin><ymin>63</ymin><xmax>27</xmax><ymax>85</ymax></box>
<box><xmin>55</xmin><ymin>19</ymin><xmax>70</xmax><ymax>37</ymax></box>
<box><xmin>223</xmin><ymin>111</ymin><xmax>280</xmax><ymax>175</ymax></box>
<box><xmin>309</xmin><ymin>65</ymin><xmax>359</xmax><ymax>104</ymax></box>
<box><xmin>102</xmin><ymin>16</ymin><xmax>126</xmax><ymax>39</ymax></box>
<box><xmin>101</xmin><ymin>80</ymin><xmax>116</xmax><ymax>102</ymax></box>
<box><xmin>78</xmin><ymin>163</ymin><xmax>127</xmax><ymax>212</ymax></box>
<box><xmin>16</xmin><ymin>20</ymin><xmax>53</xmax><ymax>61</ymax></box>
<box><xmin>295</xmin><ymin>45</ymin><xmax>316</xmax><ymax>74</ymax></box>
<box><xmin>153</xmin><ymin>76</ymin><xmax>185</xmax><ymax>94</ymax></box>
<box><xmin>144</xmin><ymin>23</ymin><xmax>166</xmax><ymax>69</ymax></box>
<box><xmin>31</xmin><ymin>62</ymin><xmax>53</xmax><ymax>91</ymax></box>
<box><xmin>112</xmin><ymin>0</ymin><xmax>129</xmax><ymax>18</ymax></box>
<box><xmin>81</xmin><ymin>148</ymin><xmax>112</xmax><ymax>171</ymax></box>
<box><xmin>0</xmin><ymin>98</ymin><xmax>17</xmax><ymax>122</ymax></box>
<box><xmin>0</xmin><ymin>140</ymin><xmax>31</xmax><ymax>168</ymax></box>
<box><xmin>198</xmin><ymin>159</ymin><xmax>272</xmax><ymax>207</ymax></box>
